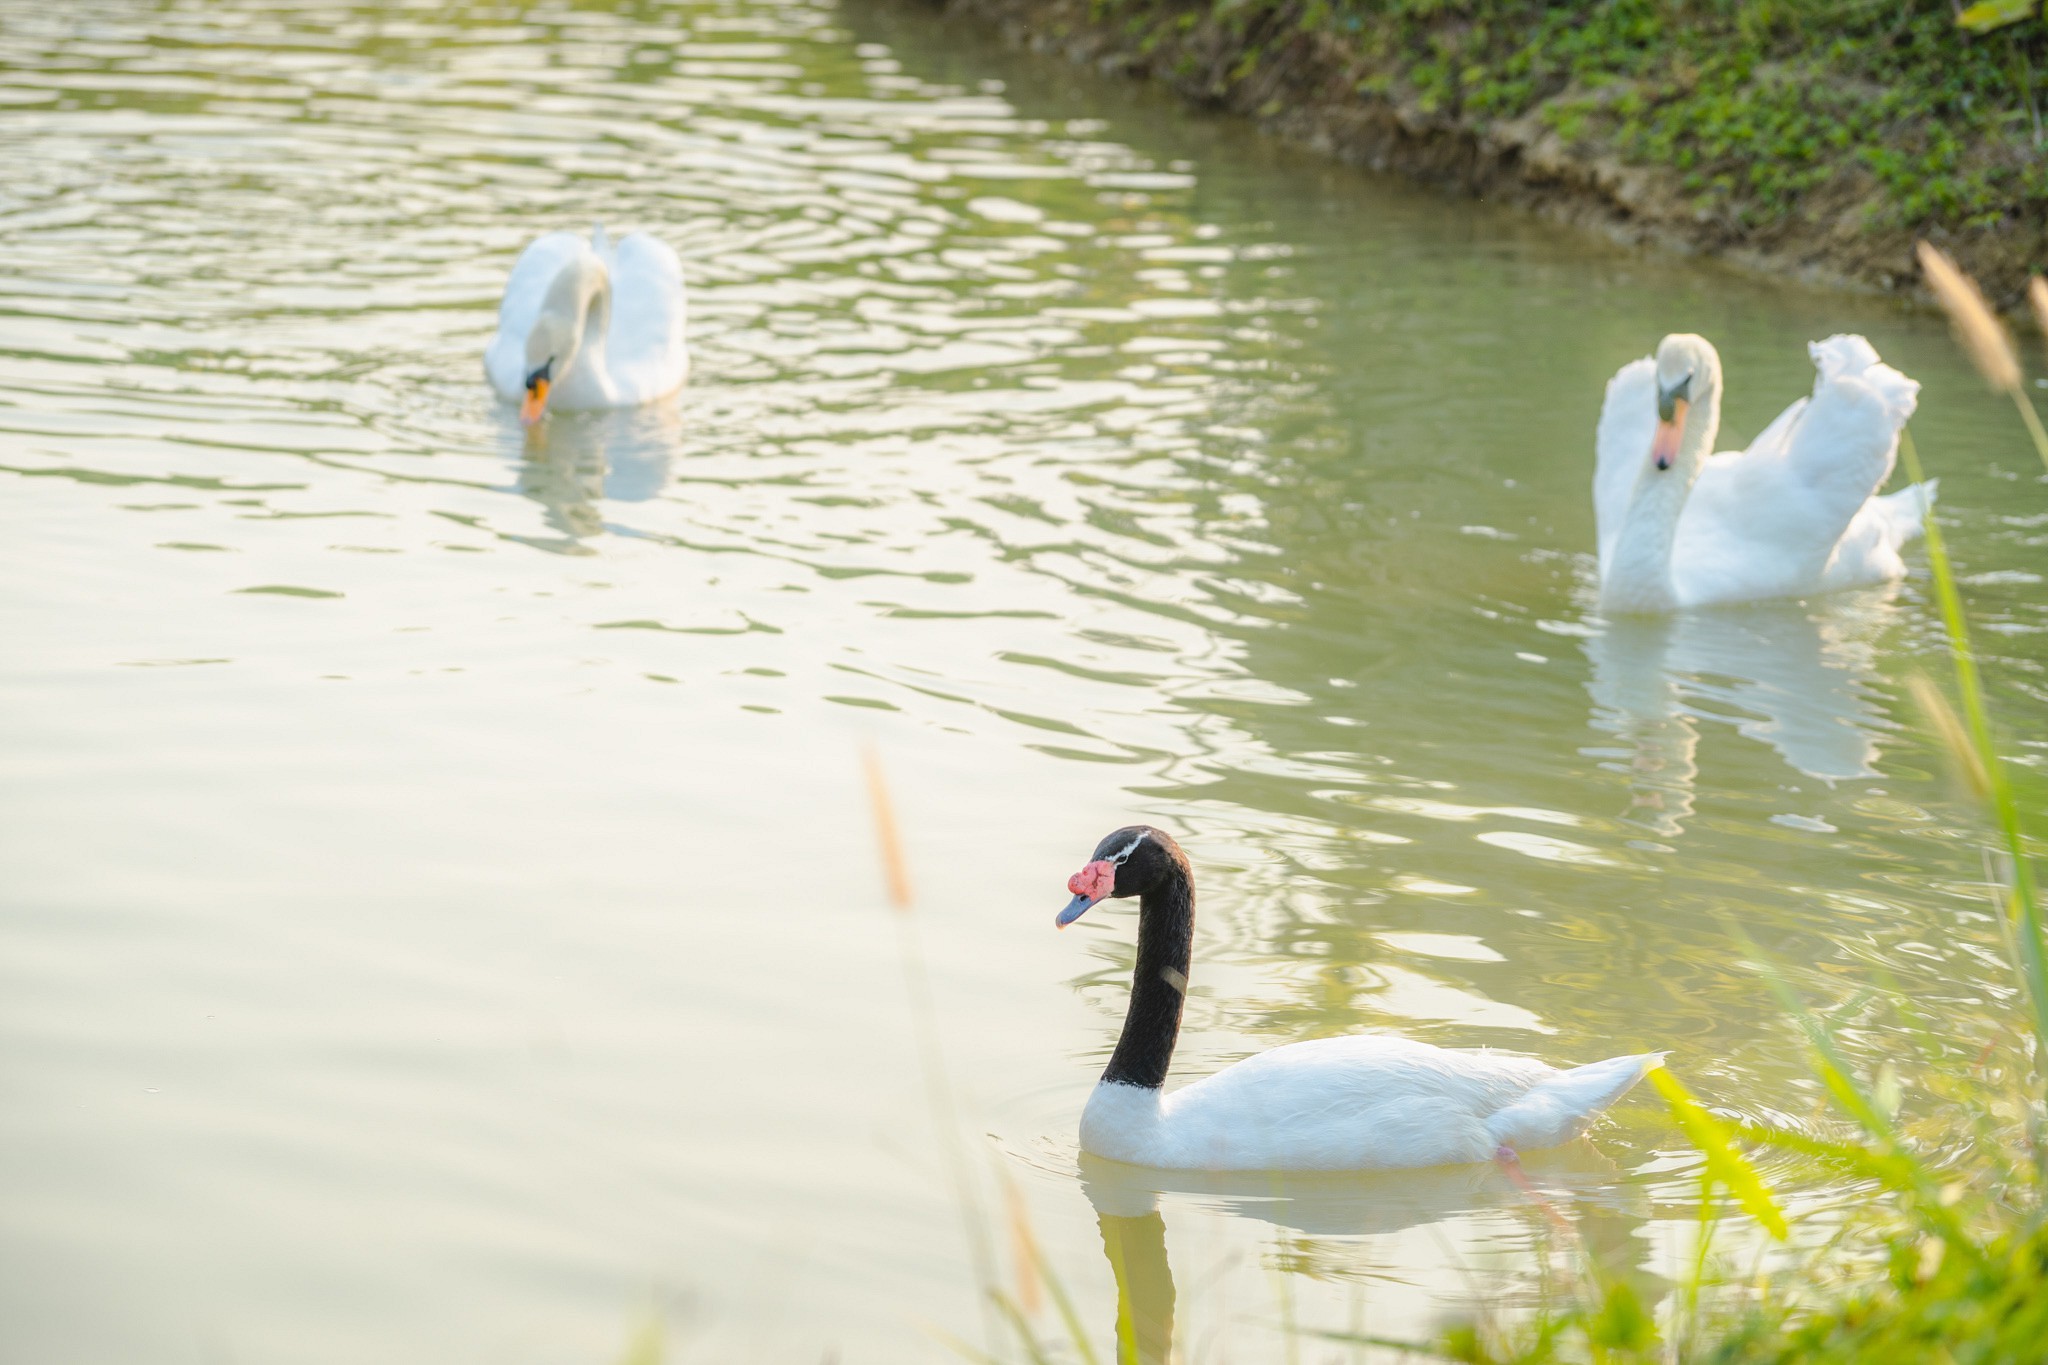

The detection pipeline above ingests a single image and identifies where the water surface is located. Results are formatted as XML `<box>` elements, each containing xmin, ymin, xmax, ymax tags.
<box><xmin>4</xmin><ymin>0</ymin><xmax>2046</xmax><ymax>1360</ymax></box>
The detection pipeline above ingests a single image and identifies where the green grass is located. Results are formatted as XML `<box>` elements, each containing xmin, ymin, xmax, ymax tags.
<box><xmin>1077</xmin><ymin>1</ymin><xmax>2045</xmax><ymax>260</ymax></box>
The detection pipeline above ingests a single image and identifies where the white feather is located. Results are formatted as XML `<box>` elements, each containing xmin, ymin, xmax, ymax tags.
<box><xmin>1081</xmin><ymin>1037</ymin><xmax>1662</xmax><ymax>1172</ymax></box>
<box><xmin>1594</xmin><ymin>356</ymin><xmax>1658</xmax><ymax>580</ymax></box>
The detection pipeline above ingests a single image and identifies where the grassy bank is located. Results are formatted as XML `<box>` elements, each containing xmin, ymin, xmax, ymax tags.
<box><xmin>934</xmin><ymin>0</ymin><xmax>2047</xmax><ymax>301</ymax></box>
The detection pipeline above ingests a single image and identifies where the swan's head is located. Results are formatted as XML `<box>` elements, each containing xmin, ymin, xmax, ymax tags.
<box><xmin>1057</xmin><ymin>825</ymin><xmax>1182</xmax><ymax>928</ymax></box>
<box><xmin>1650</xmin><ymin>333</ymin><xmax>1719</xmax><ymax>471</ymax></box>
<box><xmin>520</xmin><ymin>310</ymin><xmax>576</xmax><ymax>425</ymax></box>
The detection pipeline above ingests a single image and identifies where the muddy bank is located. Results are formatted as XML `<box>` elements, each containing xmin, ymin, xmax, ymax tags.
<box><xmin>922</xmin><ymin>0</ymin><xmax>2045</xmax><ymax>305</ymax></box>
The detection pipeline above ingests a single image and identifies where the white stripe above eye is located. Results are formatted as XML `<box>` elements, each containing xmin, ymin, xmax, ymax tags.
<box><xmin>1105</xmin><ymin>831</ymin><xmax>1147</xmax><ymax>865</ymax></box>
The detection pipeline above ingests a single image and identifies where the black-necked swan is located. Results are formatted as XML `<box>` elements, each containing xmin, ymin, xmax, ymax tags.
<box><xmin>1595</xmin><ymin>333</ymin><xmax>1932</xmax><ymax>614</ymax></box>
<box><xmin>485</xmin><ymin>227</ymin><xmax>688</xmax><ymax>424</ymax></box>
<box><xmin>1057</xmin><ymin>825</ymin><xmax>1663</xmax><ymax>1171</ymax></box>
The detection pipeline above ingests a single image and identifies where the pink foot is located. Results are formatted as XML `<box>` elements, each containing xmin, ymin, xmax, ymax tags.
<box><xmin>1495</xmin><ymin>1144</ymin><xmax>1571</xmax><ymax>1232</ymax></box>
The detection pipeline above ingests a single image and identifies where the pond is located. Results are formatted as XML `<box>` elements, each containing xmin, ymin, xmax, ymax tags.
<box><xmin>3</xmin><ymin>0</ymin><xmax>2044</xmax><ymax>1361</ymax></box>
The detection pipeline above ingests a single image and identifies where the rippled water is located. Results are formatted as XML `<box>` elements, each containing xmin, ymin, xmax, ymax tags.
<box><xmin>4</xmin><ymin>0</ymin><xmax>2046</xmax><ymax>1360</ymax></box>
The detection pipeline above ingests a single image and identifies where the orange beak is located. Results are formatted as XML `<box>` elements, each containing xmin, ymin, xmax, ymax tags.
<box><xmin>520</xmin><ymin>378</ymin><xmax>550</xmax><ymax>425</ymax></box>
<box><xmin>1650</xmin><ymin>397</ymin><xmax>1687</xmax><ymax>470</ymax></box>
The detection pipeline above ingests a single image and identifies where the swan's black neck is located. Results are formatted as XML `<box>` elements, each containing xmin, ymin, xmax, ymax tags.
<box><xmin>1102</xmin><ymin>856</ymin><xmax>1193</xmax><ymax>1091</ymax></box>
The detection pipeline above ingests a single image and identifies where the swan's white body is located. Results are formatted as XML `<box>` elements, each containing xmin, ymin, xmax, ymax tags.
<box><xmin>1081</xmin><ymin>1037</ymin><xmax>1663</xmax><ymax>1172</ymax></box>
<box><xmin>1060</xmin><ymin>827</ymin><xmax>1662</xmax><ymax>1174</ymax></box>
<box><xmin>485</xmin><ymin>227</ymin><xmax>688</xmax><ymax>411</ymax></box>
<box><xmin>1594</xmin><ymin>334</ymin><xmax>1929</xmax><ymax>613</ymax></box>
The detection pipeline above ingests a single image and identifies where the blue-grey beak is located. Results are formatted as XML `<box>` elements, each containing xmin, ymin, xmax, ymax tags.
<box><xmin>1056</xmin><ymin>894</ymin><xmax>1098</xmax><ymax>928</ymax></box>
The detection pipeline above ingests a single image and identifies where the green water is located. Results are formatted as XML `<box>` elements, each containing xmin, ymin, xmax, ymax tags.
<box><xmin>3</xmin><ymin>0</ymin><xmax>2045</xmax><ymax>1360</ymax></box>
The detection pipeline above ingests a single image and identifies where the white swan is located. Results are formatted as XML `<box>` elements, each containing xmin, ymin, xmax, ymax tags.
<box><xmin>1056</xmin><ymin>826</ymin><xmax>1662</xmax><ymax>1171</ymax></box>
<box><xmin>485</xmin><ymin>227</ymin><xmax>688</xmax><ymax>423</ymax></box>
<box><xmin>1595</xmin><ymin>333</ymin><xmax>1932</xmax><ymax>613</ymax></box>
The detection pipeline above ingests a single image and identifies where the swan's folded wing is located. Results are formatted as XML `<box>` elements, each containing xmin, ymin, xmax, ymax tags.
<box><xmin>1819</xmin><ymin>478</ymin><xmax>1936</xmax><ymax>591</ymax></box>
<box><xmin>484</xmin><ymin>231</ymin><xmax>587</xmax><ymax>398</ymax></box>
<box><xmin>1674</xmin><ymin>336</ymin><xmax>1918</xmax><ymax>604</ymax></box>
<box><xmin>607</xmin><ymin>232</ymin><xmax>689</xmax><ymax>403</ymax></box>
<box><xmin>1594</xmin><ymin>357</ymin><xmax>1657</xmax><ymax>576</ymax></box>
<box><xmin>1159</xmin><ymin>1035</ymin><xmax>1546</xmax><ymax>1169</ymax></box>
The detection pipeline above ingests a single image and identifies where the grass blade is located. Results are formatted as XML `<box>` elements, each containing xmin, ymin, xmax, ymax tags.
<box><xmin>1004</xmin><ymin>1178</ymin><xmax>1105</xmax><ymax>1365</ymax></box>
<box><xmin>1649</xmin><ymin>1067</ymin><xmax>1788</xmax><ymax>1239</ymax></box>
<box><xmin>1726</xmin><ymin>921</ymin><xmax>1986</xmax><ymax>1260</ymax></box>
<box><xmin>1900</xmin><ymin>433</ymin><xmax>2048</xmax><ymax>1071</ymax></box>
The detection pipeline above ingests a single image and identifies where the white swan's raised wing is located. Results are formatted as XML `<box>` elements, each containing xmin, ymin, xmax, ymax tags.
<box><xmin>605</xmin><ymin>231</ymin><xmax>689</xmax><ymax>403</ymax></box>
<box><xmin>1673</xmin><ymin>335</ymin><xmax>1919</xmax><ymax>605</ymax></box>
<box><xmin>1594</xmin><ymin>356</ymin><xmax>1657</xmax><ymax>578</ymax></box>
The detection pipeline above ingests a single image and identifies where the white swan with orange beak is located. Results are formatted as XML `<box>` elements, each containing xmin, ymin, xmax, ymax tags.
<box><xmin>485</xmin><ymin>226</ymin><xmax>688</xmax><ymax>424</ymax></box>
<box><xmin>1594</xmin><ymin>333</ymin><xmax>1931</xmax><ymax>613</ymax></box>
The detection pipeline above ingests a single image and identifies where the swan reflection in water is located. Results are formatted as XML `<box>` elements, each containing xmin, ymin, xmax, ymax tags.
<box><xmin>1582</xmin><ymin>588</ymin><xmax>1903</xmax><ymax>836</ymax></box>
<box><xmin>1078</xmin><ymin>1144</ymin><xmax>1655</xmax><ymax>1362</ymax></box>
<box><xmin>497</xmin><ymin>403</ymin><xmax>681</xmax><ymax>551</ymax></box>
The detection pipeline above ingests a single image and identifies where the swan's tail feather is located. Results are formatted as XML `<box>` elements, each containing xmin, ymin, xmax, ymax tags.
<box><xmin>1879</xmin><ymin>478</ymin><xmax>1937</xmax><ymax>544</ymax></box>
<box><xmin>1485</xmin><ymin>1052</ymin><xmax>1666</xmax><ymax>1152</ymax></box>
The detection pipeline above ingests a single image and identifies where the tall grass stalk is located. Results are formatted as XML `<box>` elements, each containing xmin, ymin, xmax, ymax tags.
<box><xmin>1649</xmin><ymin>1069</ymin><xmax>1789</xmax><ymax>1243</ymax></box>
<box><xmin>862</xmin><ymin>748</ymin><xmax>1004</xmax><ymax>1357</ymax></box>
<box><xmin>865</xmin><ymin>750</ymin><xmax>1111</xmax><ymax>1365</ymax></box>
<box><xmin>999</xmin><ymin>1172</ymin><xmax>1106</xmax><ymax>1365</ymax></box>
<box><xmin>1896</xmin><ymin>431</ymin><xmax>2048</xmax><ymax>1067</ymax></box>
<box><xmin>1918</xmin><ymin>240</ymin><xmax>2048</xmax><ymax>475</ymax></box>
<box><xmin>2029</xmin><ymin>278</ymin><xmax>2048</xmax><ymax>369</ymax></box>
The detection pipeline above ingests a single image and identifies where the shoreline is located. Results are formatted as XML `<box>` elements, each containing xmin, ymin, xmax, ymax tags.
<box><xmin>924</xmin><ymin>0</ymin><xmax>2046</xmax><ymax>306</ymax></box>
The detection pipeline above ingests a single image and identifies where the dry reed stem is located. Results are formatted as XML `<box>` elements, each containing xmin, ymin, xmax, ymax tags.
<box><xmin>862</xmin><ymin>745</ymin><xmax>915</xmax><ymax>912</ymax></box>
<box><xmin>2031</xmin><ymin>277</ymin><xmax>2048</xmax><ymax>364</ymax></box>
<box><xmin>1908</xmin><ymin>674</ymin><xmax>1991</xmax><ymax>802</ymax></box>
<box><xmin>861</xmin><ymin>749</ymin><xmax>1007</xmax><ymax>1355</ymax></box>
<box><xmin>1000</xmin><ymin>1177</ymin><xmax>1044</xmax><ymax>1319</ymax></box>
<box><xmin>1918</xmin><ymin>241</ymin><xmax>2021</xmax><ymax>394</ymax></box>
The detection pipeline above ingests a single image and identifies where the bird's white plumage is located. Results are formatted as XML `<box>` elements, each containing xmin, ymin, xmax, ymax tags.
<box><xmin>1080</xmin><ymin>1035</ymin><xmax>1663</xmax><ymax>1172</ymax></box>
<box><xmin>484</xmin><ymin>227</ymin><xmax>688</xmax><ymax>410</ymax></box>
<box><xmin>1594</xmin><ymin>334</ymin><xmax>1929</xmax><ymax>609</ymax></box>
<box><xmin>1593</xmin><ymin>356</ymin><xmax>1658</xmax><ymax>574</ymax></box>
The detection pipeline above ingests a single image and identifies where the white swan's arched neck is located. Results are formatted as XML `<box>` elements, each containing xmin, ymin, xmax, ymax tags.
<box><xmin>1600</xmin><ymin>345</ymin><xmax>1722</xmax><ymax>615</ymax></box>
<box><xmin>1102</xmin><ymin>853</ymin><xmax>1194</xmax><ymax>1091</ymax></box>
<box><xmin>534</xmin><ymin>255</ymin><xmax>613</xmax><ymax>409</ymax></box>
<box><xmin>574</xmin><ymin>265</ymin><xmax>610</xmax><ymax>368</ymax></box>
